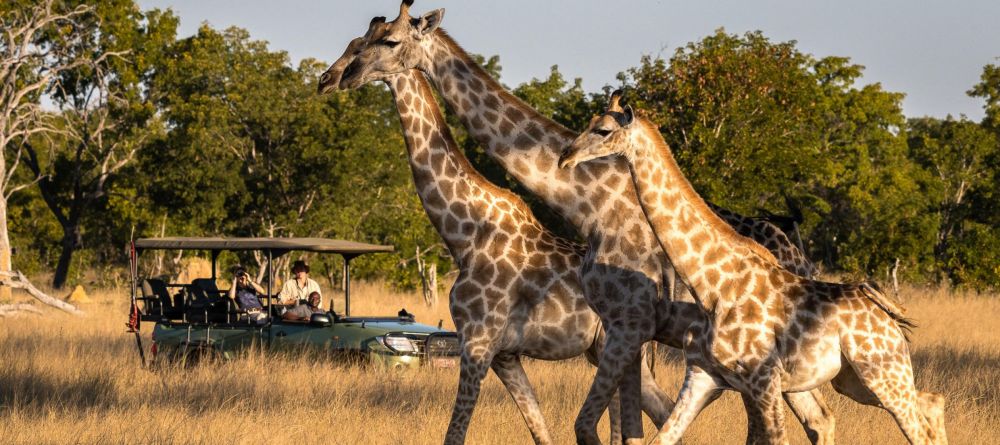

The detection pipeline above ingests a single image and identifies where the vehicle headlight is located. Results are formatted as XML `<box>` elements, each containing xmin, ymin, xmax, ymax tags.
<box><xmin>381</xmin><ymin>334</ymin><xmax>417</xmax><ymax>353</ymax></box>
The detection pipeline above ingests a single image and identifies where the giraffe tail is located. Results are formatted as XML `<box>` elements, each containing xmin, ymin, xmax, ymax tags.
<box><xmin>859</xmin><ymin>282</ymin><xmax>916</xmax><ymax>342</ymax></box>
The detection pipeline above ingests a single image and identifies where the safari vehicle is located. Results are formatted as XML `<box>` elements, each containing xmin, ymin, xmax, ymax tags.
<box><xmin>127</xmin><ymin>237</ymin><xmax>460</xmax><ymax>369</ymax></box>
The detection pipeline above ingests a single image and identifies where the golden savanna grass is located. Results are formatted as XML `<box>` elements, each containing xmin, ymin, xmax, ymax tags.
<box><xmin>0</xmin><ymin>281</ymin><xmax>997</xmax><ymax>444</ymax></box>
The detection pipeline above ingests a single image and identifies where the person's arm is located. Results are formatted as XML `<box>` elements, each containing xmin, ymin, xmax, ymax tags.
<box><xmin>227</xmin><ymin>278</ymin><xmax>238</xmax><ymax>300</ymax></box>
<box><xmin>281</xmin><ymin>305</ymin><xmax>309</xmax><ymax>322</ymax></box>
<box><xmin>247</xmin><ymin>277</ymin><xmax>266</xmax><ymax>295</ymax></box>
<box><xmin>276</xmin><ymin>280</ymin><xmax>294</xmax><ymax>305</ymax></box>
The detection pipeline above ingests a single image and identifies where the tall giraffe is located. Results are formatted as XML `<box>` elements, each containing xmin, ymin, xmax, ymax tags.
<box><xmin>558</xmin><ymin>95</ymin><xmax>947</xmax><ymax>445</ymax></box>
<box><xmin>318</xmin><ymin>33</ymin><xmax>674</xmax><ymax>445</ymax></box>
<box><xmin>336</xmin><ymin>3</ymin><xmax>826</xmax><ymax>443</ymax></box>
<box><xmin>341</xmin><ymin>0</ymin><xmax>823</xmax><ymax>443</ymax></box>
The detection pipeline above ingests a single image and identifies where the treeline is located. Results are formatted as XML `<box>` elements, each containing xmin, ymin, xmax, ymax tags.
<box><xmin>5</xmin><ymin>1</ymin><xmax>999</xmax><ymax>291</ymax></box>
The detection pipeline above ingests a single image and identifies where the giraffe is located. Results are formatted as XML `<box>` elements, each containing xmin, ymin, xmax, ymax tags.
<box><xmin>317</xmin><ymin>32</ymin><xmax>674</xmax><ymax>445</ymax></box>
<box><xmin>335</xmin><ymin>2</ymin><xmax>832</xmax><ymax>443</ymax></box>
<box><xmin>558</xmin><ymin>93</ymin><xmax>948</xmax><ymax>445</ymax></box>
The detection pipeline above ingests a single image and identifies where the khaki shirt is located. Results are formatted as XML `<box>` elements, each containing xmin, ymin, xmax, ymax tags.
<box><xmin>278</xmin><ymin>277</ymin><xmax>322</xmax><ymax>306</ymax></box>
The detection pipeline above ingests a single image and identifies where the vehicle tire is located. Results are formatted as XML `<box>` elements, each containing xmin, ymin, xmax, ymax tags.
<box><xmin>178</xmin><ymin>345</ymin><xmax>221</xmax><ymax>368</ymax></box>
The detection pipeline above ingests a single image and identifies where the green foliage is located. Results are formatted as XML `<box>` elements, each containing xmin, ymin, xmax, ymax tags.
<box><xmin>969</xmin><ymin>63</ymin><xmax>1000</xmax><ymax>130</ymax></box>
<box><xmin>908</xmin><ymin>116</ymin><xmax>1000</xmax><ymax>288</ymax></box>
<box><xmin>8</xmin><ymin>9</ymin><xmax>1000</xmax><ymax>291</ymax></box>
<box><xmin>143</xmin><ymin>24</ymin><xmax>444</xmax><ymax>288</ymax></box>
<box><xmin>621</xmin><ymin>29</ymin><xmax>944</xmax><ymax>281</ymax></box>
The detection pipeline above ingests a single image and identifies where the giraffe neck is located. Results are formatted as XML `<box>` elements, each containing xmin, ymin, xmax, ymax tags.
<box><xmin>420</xmin><ymin>31</ymin><xmax>632</xmax><ymax>236</ymax></box>
<box><xmin>708</xmin><ymin>203</ymin><xmax>815</xmax><ymax>277</ymax></box>
<box><xmin>386</xmin><ymin>71</ymin><xmax>486</xmax><ymax>262</ymax></box>
<box><xmin>626</xmin><ymin>121</ymin><xmax>780</xmax><ymax>312</ymax></box>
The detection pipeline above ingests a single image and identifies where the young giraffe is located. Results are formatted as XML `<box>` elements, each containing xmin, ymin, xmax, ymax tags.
<box><xmin>337</xmin><ymin>3</ymin><xmax>832</xmax><ymax>443</ymax></box>
<box><xmin>559</xmin><ymin>94</ymin><xmax>947</xmax><ymax>445</ymax></box>
<box><xmin>318</xmin><ymin>33</ymin><xmax>674</xmax><ymax>445</ymax></box>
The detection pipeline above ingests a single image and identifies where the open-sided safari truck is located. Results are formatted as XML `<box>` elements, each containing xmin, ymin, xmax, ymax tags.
<box><xmin>128</xmin><ymin>237</ymin><xmax>459</xmax><ymax>369</ymax></box>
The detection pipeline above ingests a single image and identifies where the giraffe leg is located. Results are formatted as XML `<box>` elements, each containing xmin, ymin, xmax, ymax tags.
<box><xmin>750</xmin><ymin>370</ymin><xmax>789</xmax><ymax>445</ymax></box>
<box><xmin>583</xmin><ymin>330</ymin><xmax>627</xmax><ymax>445</ymax></box>
<box><xmin>574</xmin><ymin>335</ymin><xmax>644</xmax><ymax>445</ymax></box>
<box><xmin>490</xmin><ymin>353</ymin><xmax>553</xmax><ymax>445</ymax></box>
<box><xmin>916</xmin><ymin>391</ymin><xmax>947</xmax><ymax>445</ymax></box>
<box><xmin>443</xmin><ymin>341</ymin><xmax>497</xmax><ymax>445</ymax></box>
<box><xmin>840</xmin><ymin>354</ymin><xmax>932</xmax><ymax>444</ymax></box>
<box><xmin>783</xmin><ymin>390</ymin><xmax>836</xmax><ymax>445</ymax></box>
<box><xmin>648</xmin><ymin>365</ymin><xmax>722</xmax><ymax>445</ymax></box>
<box><xmin>608</xmin><ymin>390</ymin><xmax>624</xmax><ymax>445</ymax></box>
<box><xmin>639</xmin><ymin>347</ymin><xmax>674</xmax><ymax>428</ymax></box>
<box><xmin>831</xmin><ymin>358</ymin><xmax>940</xmax><ymax>445</ymax></box>
<box><xmin>620</xmin><ymin>355</ymin><xmax>646</xmax><ymax>445</ymax></box>
<box><xmin>743</xmin><ymin>393</ymin><xmax>767</xmax><ymax>445</ymax></box>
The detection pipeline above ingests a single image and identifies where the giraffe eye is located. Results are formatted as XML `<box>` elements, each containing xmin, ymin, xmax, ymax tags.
<box><xmin>593</xmin><ymin>128</ymin><xmax>612</xmax><ymax>137</ymax></box>
<box><xmin>381</xmin><ymin>39</ymin><xmax>401</xmax><ymax>48</ymax></box>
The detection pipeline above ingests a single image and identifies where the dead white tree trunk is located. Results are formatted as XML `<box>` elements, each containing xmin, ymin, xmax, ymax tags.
<box><xmin>0</xmin><ymin>271</ymin><xmax>81</xmax><ymax>315</ymax></box>
<box><xmin>0</xmin><ymin>303</ymin><xmax>44</xmax><ymax>317</ymax></box>
<box><xmin>890</xmin><ymin>258</ymin><xmax>900</xmax><ymax>298</ymax></box>
<box><xmin>415</xmin><ymin>246</ymin><xmax>438</xmax><ymax>307</ymax></box>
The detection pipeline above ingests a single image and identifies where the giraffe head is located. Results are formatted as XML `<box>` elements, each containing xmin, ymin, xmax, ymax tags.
<box><xmin>558</xmin><ymin>90</ymin><xmax>644</xmax><ymax>169</ymax></box>
<box><xmin>337</xmin><ymin>0</ymin><xmax>445</xmax><ymax>90</ymax></box>
<box><xmin>317</xmin><ymin>34</ymin><xmax>369</xmax><ymax>94</ymax></box>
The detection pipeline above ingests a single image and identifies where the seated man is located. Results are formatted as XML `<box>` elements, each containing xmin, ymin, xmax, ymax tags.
<box><xmin>281</xmin><ymin>291</ymin><xmax>325</xmax><ymax>322</ymax></box>
<box><xmin>277</xmin><ymin>260</ymin><xmax>322</xmax><ymax>306</ymax></box>
<box><xmin>227</xmin><ymin>266</ymin><xmax>266</xmax><ymax>324</ymax></box>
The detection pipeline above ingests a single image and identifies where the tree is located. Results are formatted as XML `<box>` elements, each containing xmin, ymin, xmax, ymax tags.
<box><xmin>908</xmin><ymin>117</ymin><xmax>998</xmax><ymax>281</ymax></box>
<box><xmin>622</xmin><ymin>29</ymin><xmax>937</xmax><ymax>280</ymax></box>
<box><xmin>20</xmin><ymin>1</ymin><xmax>177</xmax><ymax>288</ymax></box>
<box><xmin>143</xmin><ymin>24</ymin><xmax>446</xmax><ymax>288</ymax></box>
<box><xmin>513</xmin><ymin>65</ymin><xmax>602</xmax><ymax>132</ymax></box>
<box><xmin>968</xmin><ymin>62</ymin><xmax>1000</xmax><ymax>131</ymax></box>
<box><xmin>0</xmin><ymin>0</ymin><xmax>109</xmax><ymax>310</ymax></box>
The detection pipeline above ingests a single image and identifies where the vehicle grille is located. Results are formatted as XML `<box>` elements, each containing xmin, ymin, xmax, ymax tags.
<box><xmin>421</xmin><ymin>334</ymin><xmax>461</xmax><ymax>357</ymax></box>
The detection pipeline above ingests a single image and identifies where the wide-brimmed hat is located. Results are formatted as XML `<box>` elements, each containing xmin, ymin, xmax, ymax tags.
<box><xmin>291</xmin><ymin>260</ymin><xmax>310</xmax><ymax>273</ymax></box>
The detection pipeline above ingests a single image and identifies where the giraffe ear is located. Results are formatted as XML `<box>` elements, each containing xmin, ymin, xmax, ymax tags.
<box><xmin>623</xmin><ymin>105</ymin><xmax>635</xmax><ymax>126</ymax></box>
<box><xmin>417</xmin><ymin>8</ymin><xmax>445</xmax><ymax>36</ymax></box>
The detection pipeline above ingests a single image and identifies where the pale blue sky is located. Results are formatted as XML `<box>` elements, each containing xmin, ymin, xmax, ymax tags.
<box><xmin>137</xmin><ymin>0</ymin><xmax>1000</xmax><ymax>120</ymax></box>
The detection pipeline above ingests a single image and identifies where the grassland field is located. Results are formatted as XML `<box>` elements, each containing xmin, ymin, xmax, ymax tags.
<box><xmin>0</xmin><ymin>280</ymin><xmax>997</xmax><ymax>444</ymax></box>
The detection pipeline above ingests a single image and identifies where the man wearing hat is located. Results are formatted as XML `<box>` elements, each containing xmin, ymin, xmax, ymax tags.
<box><xmin>277</xmin><ymin>260</ymin><xmax>322</xmax><ymax>307</ymax></box>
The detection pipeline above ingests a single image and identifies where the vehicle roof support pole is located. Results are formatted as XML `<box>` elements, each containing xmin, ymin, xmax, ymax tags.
<box><xmin>267</xmin><ymin>249</ymin><xmax>273</xmax><ymax>346</ymax></box>
<box><xmin>211</xmin><ymin>250</ymin><xmax>220</xmax><ymax>281</ymax></box>
<box><xmin>342</xmin><ymin>254</ymin><xmax>356</xmax><ymax>317</ymax></box>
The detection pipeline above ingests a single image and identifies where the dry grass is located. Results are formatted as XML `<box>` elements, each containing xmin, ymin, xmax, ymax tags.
<box><xmin>0</xmin><ymin>281</ymin><xmax>996</xmax><ymax>444</ymax></box>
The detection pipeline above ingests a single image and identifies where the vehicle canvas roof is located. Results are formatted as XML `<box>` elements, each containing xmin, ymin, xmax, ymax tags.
<box><xmin>134</xmin><ymin>237</ymin><xmax>394</xmax><ymax>255</ymax></box>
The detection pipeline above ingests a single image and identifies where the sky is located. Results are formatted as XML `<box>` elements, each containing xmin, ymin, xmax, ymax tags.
<box><xmin>136</xmin><ymin>0</ymin><xmax>1000</xmax><ymax>120</ymax></box>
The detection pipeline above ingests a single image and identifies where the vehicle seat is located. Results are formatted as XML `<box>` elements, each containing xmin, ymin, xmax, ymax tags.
<box><xmin>142</xmin><ymin>278</ymin><xmax>182</xmax><ymax>320</ymax></box>
<box><xmin>191</xmin><ymin>278</ymin><xmax>224</xmax><ymax>301</ymax></box>
<box><xmin>187</xmin><ymin>278</ymin><xmax>229</xmax><ymax>323</ymax></box>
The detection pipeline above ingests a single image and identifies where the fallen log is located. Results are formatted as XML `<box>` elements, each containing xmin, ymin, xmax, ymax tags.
<box><xmin>0</xmin><ymin>270</ymin><xmax>83</xmax><ymax>315</ymax></box>
<box><xmin>0</xmin><ymin>303</ymin><xmax>43</xmax><ymax>317</ymax></box>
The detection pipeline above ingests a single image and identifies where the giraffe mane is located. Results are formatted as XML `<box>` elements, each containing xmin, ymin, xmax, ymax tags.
<box><xmin>636</xmin><ymin>118</ymin><xmax>783</xmax><ymax>267</ymax></box>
